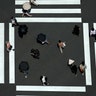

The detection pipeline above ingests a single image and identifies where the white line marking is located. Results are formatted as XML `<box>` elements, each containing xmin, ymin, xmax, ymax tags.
<box><xmin>15</xmin><ymin>9</ymin><xmax>81</xmax><ymax>14</ymax></box>
<box><xmin>93</xmin><ymin>23</ymin><xmax>96</xmax><ymax>29</ymax></box>
<box><xmin>94</xmin><ymin>42</ymin><xmax>96</xmax><ymax>67</ymax></box>
<box><xmin>15</xmin><ymin>0</ymin><xmax>81</xmax><ymax>5</ymax></box>
<box><xmin>9</xmin><ymin>23</ymin><xmax>15</xmax><ymax>83</ymax></box>
<box><xmin>0</xmin><ymin>23</ymin><xmax>4</xmax><ymax>83</ymax></box>
<box><xmin>16</xmin><ymin>17</ymin><xmax>82</xmax><ymax>23</ymax></box>
<box><xmin>16</xmin><ymin>86</ymin><xmax>86</xmax><ymax>92</ymax></box>
<box><xmin>93</xmin><ymin>23</ymin><xmax>96</xmax><ymax>67</ymax></box>
<box><xmin>83</xmin><ymin>23</ymin><xmax>92</xmax><ymax>85</ymax></box>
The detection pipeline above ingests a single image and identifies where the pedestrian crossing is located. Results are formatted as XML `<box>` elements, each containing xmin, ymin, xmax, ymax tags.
<box><xmin>15</xmin><ymin>9</ymin><xmax>81</xmax><ymax>14</ymax></box>
<box><xmin>15</xmin><ymin>0</ymin><xmax>81</xmax><ymax>5</ymax></box>
<box><xmin>15</xmin><ymin>17</ymin><xmax>82</xmax><ymax>23</ymax></box>
<box><xmin>94</xmin><ymin>42</ymin><xmax>96</xmax><ymax>67</ymax></box>
<box><xmin>0</xmin><ymin>0</ymin><xmax>94</xmax><ymax>95</ymax></box>
<box><xmin>16</xmin><ymin>85</ymin><xmax>86</xmax><ymax>92</ymax></box>
<box><xmin>93</xmin><ymin>23</ymin><xmax>96</xmax><ymax>67</ymax></box>
<box><xmin>15</xmin><ymin>0</ymin><xmax>82</xmax><ymax>23</ymax></box>
<box><xmin>9</xmin><ymin>23</ymin><xmax>15</xmax><ymax>84</ymax></box>
<box><xmin>83</xmin><ymin>23</ymin><xmax>92</xmax><ymax>85</ymax></box>
<box><xmin>15</xmin><ymin>23</ymin><xmax>92</xmax><ymax>94</ymax></box>
<box><xmin>0</xmin><ymin>23</ymin><xmax>4</xmax><ymax>83</ymax></box>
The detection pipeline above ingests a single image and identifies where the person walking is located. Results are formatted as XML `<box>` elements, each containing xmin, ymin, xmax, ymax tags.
<box><xmin>30</xmin><ymin>49</ymin><xmax>40</xmax><ymax>59</ymax></box>
<box><xmin>5</xmin><ymin>41</ymin><xmax>13</xmax><ymax>52</ymax></box>
<box><xmin>22</xmin><ymin>0</ymin><xmax>38</xmax><ymax>17</ymax></box>
<box><xmin>68</xmin><ymin>59</ymin><xmax>77</xmax><ymax>76</ymax></box>
<box><xmin>72</xmin><ymin>25</ymin><xmax>80</xmax><ymax>36</ymax></box>
<box><xmin>70</xmin><ymin>64</ymin><xmax>77</xmax><ymax>76</ymax></box>
<box><xmin>57</xmin><ymin>40</ymin><xmax>66</xmax><ymax>53</ymax></box>
<box><xmin>11</xmin><ymin>17</ymin><xmax>19</xmax><ymax>27</ymax></box>
<box><xmin>78</xmin><ymin>61</ymin><xmax>86</xmax><ymax>75</ymax></box>
<box><xmin>90</xmin><ymin>27</ymin><xmax>96</xmax><ymax>40</ymax></box>
<box><xmin>40</xmin><ymin>75</ymin><xmax>49</xmax><ymax>86</ymax></box>
<box><xmin>29</xmin><ymin>0</ymin><xmax>38</xmax><ymax>6</ymax></box>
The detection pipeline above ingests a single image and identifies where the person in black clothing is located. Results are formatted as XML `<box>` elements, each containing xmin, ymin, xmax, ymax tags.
<box><xmin>72</xmin><ymin>25</ymin><xmax>80</xmax><ymax>36</ymax></box>
<box><xmin>70</xmin><ymin>64</ymin><xmax>77</xmax><ymax>75</ymax></box>
<box><xmin>68</xmin><ymin>64</ymin><xmax>77</xmax><ymax>76</ymax></box>
<box><xmin>30</xmin><ymin>49</ymin><xmax>40</xmax><ymax>59</ymax></box>
<box><xmin>18</xmin><ymin>25</ymin><xmax>28</xmax><ymax>38</ymax></box>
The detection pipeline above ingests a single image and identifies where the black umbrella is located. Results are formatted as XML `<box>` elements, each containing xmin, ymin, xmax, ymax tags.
<box><xmin>18</xmin><ymin>25</ymin><xmax>28</xmax><ymax>34</ymax></box>
<box><xmin>19</xmin><ymin>61</ymin><xmax>29</xmax><ymax>73</ymax></box>
<box><xmin>37</xmin><ymin>33</ymin><xmax>46</xmax><ymax>44</ymax></box>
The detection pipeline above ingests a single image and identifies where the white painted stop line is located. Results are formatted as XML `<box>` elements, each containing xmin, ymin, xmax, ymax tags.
<box><xmin>16</xmin><ymin>85</ymin><xmax>86</xmax><ymax>92</ymax></box>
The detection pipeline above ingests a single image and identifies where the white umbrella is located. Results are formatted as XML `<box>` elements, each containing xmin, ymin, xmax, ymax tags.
<box><xmin>68</xmin><ymin>59</ymin><xmax>75</xmax><ymax>65</ymax></box>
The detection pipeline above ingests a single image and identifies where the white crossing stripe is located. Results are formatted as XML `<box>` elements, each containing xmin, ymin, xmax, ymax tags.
<box><xmin>93</xmin><ymin>23</ymin><xmax>96</xmax><ymax>29</ymax></box>
<box><xmin>0</xmin><ymin>23</ymin><xmax>4</xmax><ymax>83</ymax></box>
<box><xmin>83</xmin><ymin>23</ymin><xmax>92</xmax><ymax>85</ymax></box>
<box><xmin>15</xmin><ymin>0</ymin><xmax>81</xmax><ymax>5</ymax></box>
<box><xmin>16</xmin><ymin>86</ymin><xmax>86</xmax><ymax>92</ymax></box>
<box><xmin>9</xmin><ymin>23</ymin><xmax>15</xmax><ymax>83</ymax></box>
<box><xmin>16</xmin><ymin>17</ymin><xmax>82</xmax><ymax>23</ymax></box>
<box><xmin>93</xmin><ymin>23</ymin><xmax>96</xmax><ymax>67</ymax></box>
<box><xmin>94</xmin><ymin>42</ymin><xmax>96</xmax><ymax>67</ymax></box>
<box><xmin>15</xmin><ymin>8</ymin><xmax>81</xmax><ymax>14</ymax></box>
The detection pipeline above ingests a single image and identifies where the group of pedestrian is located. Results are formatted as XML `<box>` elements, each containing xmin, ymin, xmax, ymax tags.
<box><xmin>68</xmin><ymin>59</ymin><xmax>86</xmax><ymax>76</ymax></box>
<box><xmin>8</xmin><ymin>6</ymin><xmax>90</xmax><ymax>85</ymax></box>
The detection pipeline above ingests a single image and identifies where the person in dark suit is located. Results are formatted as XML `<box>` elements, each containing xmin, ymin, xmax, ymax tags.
<box><xmin>68</xmin><ymin>63</ymin><xmax>77</xmax><ymax>76</ymax></box>
<box><xmin>72</xmin><ymin>25</ymin><xmax>80</xmax><ymax>36</ymax></box>
<box><xmin>30</xmin><ymin>49</ymin><xmax>40</xmax><ymax>59</ymax></box>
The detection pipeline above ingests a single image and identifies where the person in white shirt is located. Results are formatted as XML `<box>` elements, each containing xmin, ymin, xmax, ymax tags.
<box><xmin>40</xmin><ymin>75</ymin><xmax>49</xmax><ymax>85</ymax></box>
<box><xmin>90</xmin><ymin>27</ymin><xmax>96</xmax><ymax>40</ymax></box>
<box><xmin>11</xmin><ymin>17</ymin><xmax>19</xmax><ymax>27</ymax></box>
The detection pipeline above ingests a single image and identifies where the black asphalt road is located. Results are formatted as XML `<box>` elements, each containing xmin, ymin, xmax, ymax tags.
<box><xmin>0</xmin><ymin>0</ymin><xmax>96</xmax><ymax>96</ymax></box>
